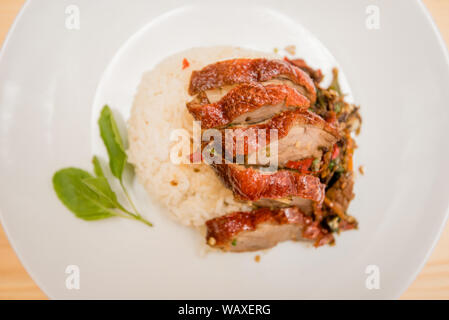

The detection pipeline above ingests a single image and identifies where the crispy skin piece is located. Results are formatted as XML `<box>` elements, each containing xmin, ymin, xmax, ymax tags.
<box><xmin>206</xmin><ymin>207</ymin><xmax>334</xmax><ymax>251</ymax></box>
<box><xmin>285</xmin><ymin>57</ymin><xmax>324</xmax><ymax>83</ymax></box>
<box><xmin>186</xmin><ymin>83</ymin><xmax>310</xmax><ymax>129</ymax></box>
<box><xmin>211</xmin><ymin>163</ymin><xmax>325</xmax><ymax>205</ymax></box>
<box><xmin>220</xmin><ymin>109</ymin><xmax>340</xmax><ymax>166</ymax></box>
<box><xmin>188</xmin><ymin>58</ymin><xmax>317</xmax><ymax>103</ymax></box>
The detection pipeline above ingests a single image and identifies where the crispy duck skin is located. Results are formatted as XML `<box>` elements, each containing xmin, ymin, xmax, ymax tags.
<box><xmin>186</xmin><ymin>83</ymin><xmax>310</xmax><ymax>129</ymax></box>
<box><xmin>188</xmin><ymin>58</ymin><xmax>317</xmax><ymax>103</ymax></box>
<box><xmin>185</xmin><ymin>58</ymin><xmax>360</xmax><ymax>251</ymax></box>
<box><xmin>205</xmin><ymin>207</ymin><xmax>334</xmax><ymax>252</ymax></box>
<box><xmin>211</xmin><ymin>163</ymin><xmax>325</xmax><ymax>208</ymax></box>
<box><xmin>284</xmin><ymin>57</ymin><xmax>324</xmax><ymax>83</ymax></box>
<box><xmin>221</xmin><ymin>109</ymin><xmax>340</xmax><ymax>166</ymax></box>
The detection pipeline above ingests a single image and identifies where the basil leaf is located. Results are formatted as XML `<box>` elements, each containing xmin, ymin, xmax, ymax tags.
<box><xmin>53</xmin><ymin>168</ymin><xmax>116</xmax><ymax>220</ymax></box>
<box><xmin>90</xmin><ymin>157</ymin><xmax>128</xmax><ymax>211</ymax></box>
<box><xmin>81</xmin><ymin>177</ymin><xmax>119</xmax><ymax>209</ymax></box>
<box><xmin>98</xmin><ymin>105</ymin><xmax>127</xmax><ymax>181</ymax></box>
<box><xmin>92</xmin><ymin>156</ymin><xmax>105</xmax><ymax>178</ymax></box>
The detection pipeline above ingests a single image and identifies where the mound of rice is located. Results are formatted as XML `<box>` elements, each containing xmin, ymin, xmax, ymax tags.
<box><xmin>127</xmin><ymin>46</ymin><xmax>277</xmax><ymax>227</ymax></box>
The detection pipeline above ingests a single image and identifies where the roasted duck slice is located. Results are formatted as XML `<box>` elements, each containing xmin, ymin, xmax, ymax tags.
<box><xmin>188</xmin><ymin>58</ymin><xmax>317</xmax><ymax>103</ymax></box>
<box><xmin>284</xmin><ymin>57</ymin><xmax>324</xmax><ymax>83</ymax></box>
<box><xmin>211</xmin><ymin>163</ymin><xmax>325</xmax><ymax>213</ymax></box>
<box><xmin>205</xmin><ymin>207</ymin><xmax>334</xmax><ymax>252</ymax></box>
<box><xmin>221</xmin><ymin>110</ymin><xmax>340</xmax><ymax>167</ymax></box>
<box><xmin>186</xmin><ymin>83</ymin><xmax>310</xmax><ymax>129</ymax></box>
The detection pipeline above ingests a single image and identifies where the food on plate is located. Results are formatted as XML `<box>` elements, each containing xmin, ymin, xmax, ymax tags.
<box><xmin>128</xmin><ymin>48</ymin><xmax>274</xmax><ymax>227</ymax></box>
<box><xmin>186</xmin><ymin>83</ymin><xmax>310</xmax><ymax>129</ymax></box>
<box><xmin>210</xmin><ymin>163</ymin><xmax>325</xmax><ymax>214</ymax></box>
<box><xmin>188</xmin><ymin>58</ymin><xmax>316</xmax><ymax>103</ymax></box>
<box><xmin>218</xmin><ymin>109</ymin><xmax>340</xmax><ymax>166</ymax></box>
<box><xmin>205</xmin><ymin>207</ymin><xmax>333</xmax><ymax>252</ymax></box>
<box><xmin>127</xmin><ymin>46</ymin><xmax>361</xmax><ymax>251</ymax></box>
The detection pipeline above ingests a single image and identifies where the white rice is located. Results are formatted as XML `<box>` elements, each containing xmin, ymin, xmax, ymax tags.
<box><xmin>127</xmin><ymin>46</ymin><xmax>277</xmax><ymax>227</ymax></box>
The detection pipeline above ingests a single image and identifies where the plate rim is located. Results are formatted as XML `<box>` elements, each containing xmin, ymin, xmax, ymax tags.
<box><xmin>392</xmin><ymin>0</ymin><xmax>449</xmax><ymax>299</ymax></box>
<box><xmin>0</xmin><ymin>0</ymin><xmax>55</xmax><ymax>299</ymax></box>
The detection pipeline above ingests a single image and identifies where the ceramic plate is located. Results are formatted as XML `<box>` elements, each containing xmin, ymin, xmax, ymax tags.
<box><xmin>1</xmin><ymin>0</ymin><xmax>448</xmax><ymax>299</ymax></box>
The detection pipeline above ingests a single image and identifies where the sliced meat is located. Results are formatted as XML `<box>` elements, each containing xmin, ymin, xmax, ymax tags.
<box><xmin>211</xmin><ymin>163</ymin><xmax>325</xmax><ymax>213</ymax></box>
<box><xmin>206</xmin><ymin>207</ymin><xmax>334</xmax><ymax>252</ymax></box>
<box><xmin>222</xmin><ymin>109</ymin><xmax>340</xmax><ymax>167</ymax></box>
<box><xmin>284</xmin><ymin>57</ymin><xmax>324</xmax><ymax>83</ymax></box>
<box><xmin>186</xmin><ymin>83</ymin><xmax>310</xmax><ymax>129</ymax></box>
<box><xmin>188</xmin><ymin>58</ymin><xmax>316</xmax><ymax>103</ymax></box>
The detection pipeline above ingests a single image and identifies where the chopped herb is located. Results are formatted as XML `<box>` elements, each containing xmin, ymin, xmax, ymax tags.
<box><xmin>334</xmin><ymin>102</ymin><xmax>342</xmax><ymax>114</ymax></box>
<box><xmin>328</xmin><ymin>160</ymin><xmax>336</xmax><ymax>171</ymax></box>
<box><xmin>336</xmin><ymin>165</ymin><xmax>345</xmax><ymax>173</ymax></box>
<box><xmin>329</xmin><ymin>68</ymin><xmax>342</xmax><ymax>96</ymax></box>
<box><xmin>312</xmin><ymin>158</ymin><xmax>320</xmax><ymax>171</ymax></box>
<box><xmin>231</xmin><ymin>239</ymin><xmax>237</xmax><ymax>246</ymax></box>
<box><xmin>316</xmin><ymin>91</ymin><xmax>328</xmax><ymax>110</ymax></box>
<box><xmin>327</xmin><ymin>216</ymin><xmax>340</xmax><ymax>232</ymax></box>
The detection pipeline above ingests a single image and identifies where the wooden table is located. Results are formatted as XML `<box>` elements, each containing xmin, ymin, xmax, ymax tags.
<box><xmin>1</xmin><ymin>0</ymin><xmax>448</xmax><ymax>300</ymax></box>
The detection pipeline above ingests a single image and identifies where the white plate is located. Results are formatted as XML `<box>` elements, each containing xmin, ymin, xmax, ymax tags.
<box><xmin>1</xmin><ymin>0</ymin><xmax>449</xmax><ymax>299</ymax></box>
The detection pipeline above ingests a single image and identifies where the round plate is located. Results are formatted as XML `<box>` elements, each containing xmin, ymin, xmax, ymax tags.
<box><xmin>1</xmin><ymin>0</ymin><xmax>448</xmax><ymax>299</ymax></box>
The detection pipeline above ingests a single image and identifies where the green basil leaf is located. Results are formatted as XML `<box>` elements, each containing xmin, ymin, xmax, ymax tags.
<box><xmin>98</xmin><ymin>105</ymin><xmax>127</xmax><ymax>181</ymax></box>
<box><xmin>81</xmin><ymin>177</ymin><xmax>119</xmax><ymax>209</ymax></box>
<box><xmin>53</xmin><ymin>168</ymin><xmax>116</xmax><ymax>220</ymax></box>
<box><xmin>92</xmin><ymin>156</ymin><xmax>105</xmax><ymax>178</ymax></box>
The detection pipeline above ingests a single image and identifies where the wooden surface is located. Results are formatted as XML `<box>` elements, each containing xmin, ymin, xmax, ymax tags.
<box><xmin>0</xmin><ymin>0</ymin><xmax>448</xmax><ymax>300</ymax></box>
